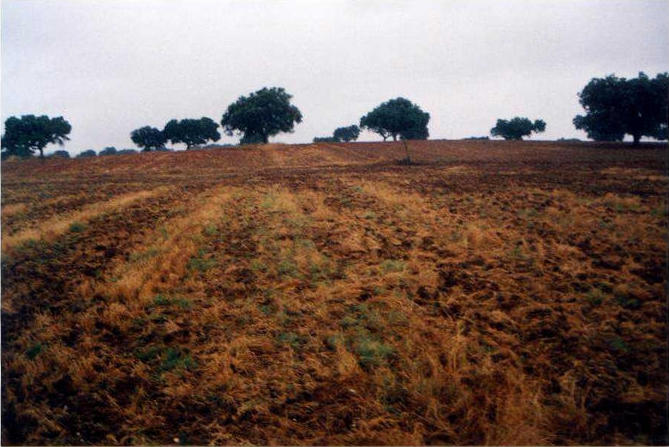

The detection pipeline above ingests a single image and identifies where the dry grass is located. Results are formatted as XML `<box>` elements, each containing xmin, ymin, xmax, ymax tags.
<box><xmin>100</xmin><ymin>187</ymin><xmax>234</xmax><ymax>300</ymax></box>
<box><xmin>1</xmin><ymin>188</ymin><xmax>168</xmax><ymax>250</ymax></box>
<box><xmin>1</xmin><ymin>140</ymin><xmax>667</xmax><ymax>445</ymax></box>
<box><xmin>1</xmin><ymin>202</ymin><xmax>27</xmax><ymax>217</ymax></box>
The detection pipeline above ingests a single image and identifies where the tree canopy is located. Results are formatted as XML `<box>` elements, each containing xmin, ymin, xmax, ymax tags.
<box><xmin>1</xmin><ymin>115</ymin><xmax>72</xmax><ymax>158</ymax></box>
<box><xmin>333</xmin><ymin>125</ymin><xmax>360</xmax><ymax>142</ymax></box>
<box><xmin>50</xmin><ymin>150</ymin><xmax>71</xmax><ymax>158</ymax></box>
<box><xmin>221</xmin><ymin>87</ymin><xmax>302</xmax><ymax>145</ymax></box>
<box><xmin>490</xmin><ymin>117</ymin><xmax>546</xmax><ymax>140</ymax></box>
<box><xmin>77</xmin><ymin>149</ymin><xmax>97</xmax><ymax>158</ymax></box>
<box><xmin>99</xmin><ymin>146</ymin><xmax>118</xmax><ymax>156</ymax></box>
<box><xmin>163</xmin><ymin>117</ymin><xmax>221</xmax><ymax>149</ymax></box>
<box><xmin>360</xmin><ymin>98</ymin><xmax>430</xmax><ymax>141</ymax></box>
<box><xmin>573</xmin><ymin>72</ymin><xmax>668</xmax><ymax>144</ymax></box>
<box><xmin>130</xmin><ymin>126</ymin><xmax>167</xmax><ymax>151</ymax></box>
<box><xmin>313</xmin><ymin>136</ymin><xmax>339</xmax><ymax>143</ymax></box>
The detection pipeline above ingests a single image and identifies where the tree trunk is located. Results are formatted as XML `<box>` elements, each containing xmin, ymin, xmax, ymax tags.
<box><xmin>39</xmin><ymin>148</ymin><xmax>44</xmax><ymax>159</ymax></box>
<box><xmin>392</xmin><ymin>134</ymin><xmax>397</xmax><ymax>141</ymax></box>
<box><xmin>263</xmin><ymin>135</ymin><xmax>269</xmax><ymax>144</ymax></box>
<box><xmin>632</xmin><ymin>133</ymin><xmax>641</xmax><ymax>145</ymax></box>
<box><xmin>402</xmin><ymin>140</ymin><xmax>411</xmax><ymax>163</ymax></box>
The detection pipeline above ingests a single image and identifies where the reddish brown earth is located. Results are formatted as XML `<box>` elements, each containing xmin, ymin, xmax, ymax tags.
<box><xmin>2</xmin><ymin>140</ymin><xmax>667</xmax><ymax>445</ymax></box>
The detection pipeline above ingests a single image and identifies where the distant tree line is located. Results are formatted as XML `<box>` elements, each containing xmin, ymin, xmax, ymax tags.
<box><xmin>130</xmin><ymin>117</ymin><xmax>221</xmax><ymax>151</ymax></box>
<box><xmin>314</xmin><ymin>125</ymin><xmax>361</xmax><ymax>143</ymax></box>
<box><xmin>45</xmin><ymin>147</ymin><xmax>141</xmax><ymax>158</ymax></box>
<box><xmin>129</xmin><ymin>87</ymin><xmax>302</xmax><ymax>150</ymax></box>
<box><xmin>314</xmin><ymin>98</ymin><xmax>431</xmax><ymax>143</ymax></box>
<box><xmin>2</xmin><ymin>72</ymin><xmax>666</xmax><ymax>159</ymax></box>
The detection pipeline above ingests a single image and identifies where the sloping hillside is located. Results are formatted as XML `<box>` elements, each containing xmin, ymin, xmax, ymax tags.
<box><xmin>2</xmin><ymin>140</ymin><xmax>667</xmax><ymax>445</ymax></box>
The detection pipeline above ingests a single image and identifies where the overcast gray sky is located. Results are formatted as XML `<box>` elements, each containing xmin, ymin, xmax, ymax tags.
<box><xmin>2</xmin><ymin>0</ymin><xmax>668</xmax><ymax>153</ymax></box>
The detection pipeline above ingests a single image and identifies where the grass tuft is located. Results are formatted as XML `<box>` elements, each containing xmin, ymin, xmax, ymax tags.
<box><xmin>68</xmin><ymin>221</ymin><xmax>87</xmax><ymax>233</ymax></box>
<box><xmin>380</xmin><ymin>259</ymin><xmax>406</xmax><ymax>273</ymax></box>
<box><xmin>25</xmin><ymin>342</ymin><xmax>43</xmax><ymax>360</ymax></box>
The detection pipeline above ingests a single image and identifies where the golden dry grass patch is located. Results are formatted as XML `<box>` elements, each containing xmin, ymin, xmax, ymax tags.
<box><xmin>1</xmin><ymin>187</ymin><xmax>169</xmax><ymax>250</ymax></box>
<box><xmin>601</xmin><ymin>167</ymin><xmax>669</xmax><ymax>182</ymax></box>
<box><xmin>1</xmin><ymin>202</ymin><xmax>27</xmax><ymax>217</ymax></box>
<box><xmin>636</xmin><ymin>174</ymin><xmax>669</xmax><ymax>182</ymax></box>
<box><xmin>441</xmin><ymin>165</ymin><xmax>478</xmax><ymax>175</ymax></box>
<box><xmin>97</xmin><ymin>186</ymin><xmax>237</xmax><ymax>305</ymax></box>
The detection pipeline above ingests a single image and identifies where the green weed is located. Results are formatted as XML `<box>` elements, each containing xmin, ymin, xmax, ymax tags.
<box><xmin>25</xmin><ymin>343</ymin><xmax>43</xmax><ymax>360</ymax></box>
<box><xmin>615</xmin><ymin>292</ymin><xmax>641</xmax><ymax>310</ymax></box>
<box><xmin>276</xmin><ymin>332</ymin><xmax>302</xmax><ymax>349</ymax></box>
<box><xmin>585</xmin><ymin>288</ymin><xmax>605</xmax><ymax>306</ymax></box>
<box><xmin>609</xmin><ymin>337</ymin><xmax>629</xmax><ymax>353</ymax></box>
<box><xmin>68</xmin><ymin>222</ymin><xmax>86</xmax><ymax>233</ymax></box>
<box><xmin>203</xmin><ymin>224</ymin><xmax>218</xmax><ymax>236</ymax></box>
<box><xmin>277</xmin><ymin>259</ymin><xmax>299</xmax><ymax>278</ymax></box>
<box><xmin>518</xmin><ymin>207</ymin><xmax>539</xmax><ymax>218</ymax></box>
<box><xmin>130</xmin><ymin>247</ymin><xmax>159</xmax><ymax>262</ymax></box>
<box><xmin>259</xmin><ymin>304</ymin><xmax>276</xmax><ymax>315</ymax></box>
<box><xmin>251</xmin><ymin>259</ymin><xmax>268</xmax><ymax>272</ymax></box>
<box><xmin>261</xmin><ymin>193</ymin><xmax>276</xmax><ymax>209</ymax></box>
<box><xmin>160</xmin><ymin>348</ymin><xmax>196</xmax><ymax>372</ymax></box>
<box><xmin>136</xmin><ymin>345</ymin><xmax>163</xmax><ymax>362</ymax></box>
<box><xmin>354</xmin><ymin>336</ymin><xmax>394</xmax><ymax>368</ymax></box>
<box><xmin>650</xmin><ymin>206</ymin><xmax>667</xmax><ymax>217</ymax></box>
<box><xmin>188</xmin><ymin>252</ymin><xmax>216</xmax><ymax>272</ymax></box>
<box><xmin>325</xmin><ymin>335</ymin><xmax>343</xmax><ymax>350</ymax></box>
<box><xmin>380</xmin><ymin>259</ymin><xmax>406</xmax><ymax>273</ymax></box>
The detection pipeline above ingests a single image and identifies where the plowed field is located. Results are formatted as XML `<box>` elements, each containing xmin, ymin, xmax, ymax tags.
<box><xmin>2</xmin><ymin>140</ymin><xmax>667</xmax><ymax>445</ymax></box>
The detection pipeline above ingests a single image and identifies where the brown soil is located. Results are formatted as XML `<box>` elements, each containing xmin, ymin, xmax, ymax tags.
<box><xmin>2</xmin><ymin>140</ymin><xmax>667</xmax><ymax>445</ymax></box>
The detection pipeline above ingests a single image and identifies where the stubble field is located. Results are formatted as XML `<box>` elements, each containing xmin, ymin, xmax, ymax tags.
<box><xmin>1</xmin><ymin>140</ymin><xmax>667</xmax><ymax>445</ymax></box>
